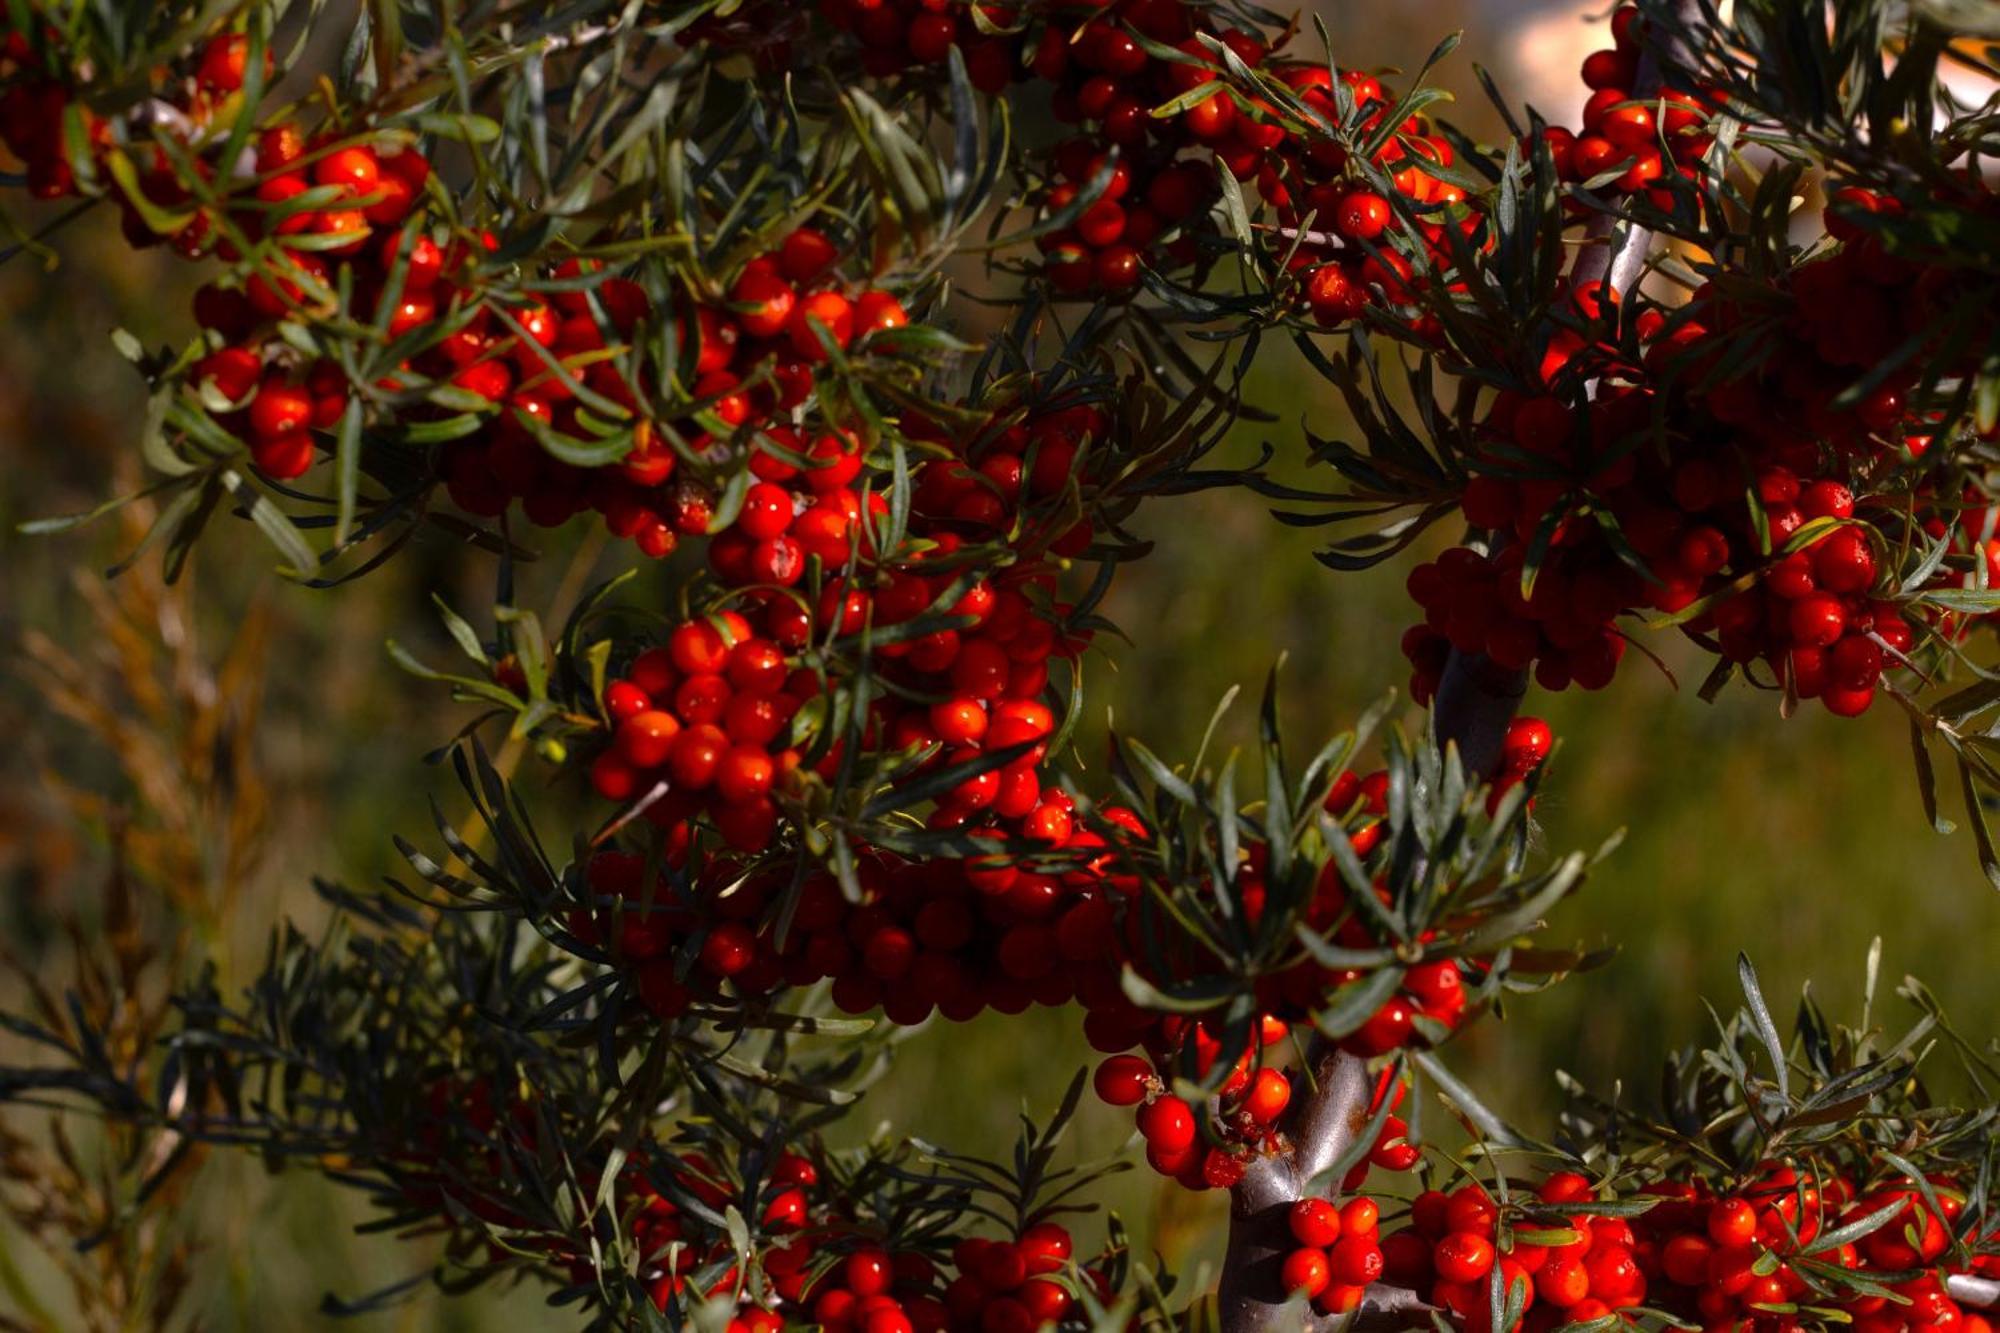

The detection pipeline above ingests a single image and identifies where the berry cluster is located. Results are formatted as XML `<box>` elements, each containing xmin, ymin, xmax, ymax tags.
<box><xmin>189</xmin><ymin>132</ymin><xmax>437</xmax><ymax>480</ymax></box>
<box><xmin>1023</xmin><ymin>2</ymin><xmax>1464</xmax><ymax>318</ymax></box>
<box><xmin>591</xmin><ymin>842</ymin><xmax>1132</xmax><ymax>1028</ymax></box>
<box><xmin>579</xmin><ymin>396</ymin><xmax>1110</xmax><ymax>862</ymax></box>
<box><xmin>0</xmin><ymin>29</ymin><xmax>441</xmax><ymax>480</ymax></box>
<box><xmin>817</xmin><ymin>0</ymin><xmax>1018</xmax><ymax>92</ymax></box>
<box><xmin>1272</xmin><ymin>68</ymin><xmax>1469</xmax><ymax>332</ymax></box>
<box><xmin>1535</xmin><ymin>7</ymin><xmax>1718</xmax><ymax>205</ymax></box>
<box><xmin>1097</xmin><ymin>1039</ymin><xmax>1427</xmax><ymax>1196</ymax></box>
<box><xmin>940</xmin><ymin>1226</ymin><xmax>1101</xmax><ymax>1333</ymax></box>
<box><xmin>650</xmin><ymin>1168</ymin><xmax>1112</xmax><ymax>1333</ymax></box>
<box><xmin>1626</xmin><ymin>1171</ymin><xmax>1993</xmax><ymax>1333</ymax></box>
<box><xmin>1366</xmin><ymin>1164</ymin><xmax>2000</xmax><ymax>1333</ymax></box>
<box><xmin>401</xmin><ymin>1077</ymin><xmax>1118</xmax><ymax>1333</ymax></box>
<box><xmin>804</xmin><ymin>0</ymin><xmax>1464</xmax><ymax>318</ymax></box>
<box><xmin>1091</xmin><ymin>1016</ymin><xmax>1300</xmax><ymax>1192</ymax></box>
<box><xmin>1025</xmin><ymin>2</ymin><xmax>1256</xmax><ymax>298</ymax></box>
<box><xmin>1397</xmin><ymin>194</ymin><xmax>1952</xmax><ymax>717</ymax></box>
<box><xmin>1383</xmin><ymin>1172</ymin><xmax>1652</xmax><ymax>1332</ymax></box>
<box><xmin>589</xmin><ymin>613</ymin><xmax>802</xmax><ymax>855</ymax></box>
<box><xmin>575</xmin><ymin>717</ymin><xmax>1548</xmax><ymax>1167</ymax></box>
<box><xmin>1062</xmin><ymin>727</ymin><xmax>1553</xmax><ymax>1192</ymax></box>
<box><xmin>1</xmin><ymin>24</ymin><xmax>928</xmax><ymax>556</ymax></box>
<box><xmin>1279</xmin><ymin>1191</ymin><xmax>1402</xmax><ymax>1317</ymax></box>
<box><xmin>0</xmin><ymin>29</ymin><xmax>109</xmax><ymax>197</ymax></box>
<box><xmin>441</xmin><ymin>237</ymin><xmax>911</xmax><ymax>557</ymax></box>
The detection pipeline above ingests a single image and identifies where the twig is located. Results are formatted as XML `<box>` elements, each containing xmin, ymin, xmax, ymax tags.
<box><xmin>1949</xmin><ymin>1275</ymin><xmax>2000</xmax><ymax>1311</ymax></box>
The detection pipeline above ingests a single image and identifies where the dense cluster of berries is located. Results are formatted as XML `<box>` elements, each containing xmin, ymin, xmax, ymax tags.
<box><xmin>806</xmin><ymin>0</ymin><xmax>1464</xmax><ymax>317</ymax></box>
<box><xmin>1087</xmin><ymin>709</ymin><xmax>1559</xmax><ymax>1197</ymax></box>
<box><xmin>1365</xmin><ymin>1165</ymin><xmax>1999</xmax><ymax>1333</ymax></box>
<box><xmin>402</xmin><ymin>1079</ymin><xmax>1116</xmax><ymax>1333</ymax></box>
<box><xmin>1025</xmin><ymin>2</ymin><xmax>1259</xmax><ymax>298</ymax></box>
<box><xmin>579</xmin><ymin>725</ymin><xmax>1546</xmax><ymax>1142</ymax></box>
<box><xmin>646</xmin><ymin>1168</ymin><xmax>1111</xmax><ymax>1333</ymax></box>
<box><xmin>0</xmin><ymin>29</ymin><xmax>434</xmax><ymax>479</ymax></box>
<box><xmin>580</xmin><ymin>397</ymin><xmax>1109</xmax><ymax>861</ymax></box>
<box><xmin>1279</xmin><ymin>1192</ymin><xmax>1402</xmax><ymax>1317</ymax></box>
<box><xmin>1624</xmin><ymin>1170</ymin><xmax>1996</xmax><ymax>1333</ymax></box>
<box><xmin>1398</xmin><ymin>190</ymin><xmax>1955</xmax><ymax>718</ymax></box>
<box><xmin>586</xmin><ymin>840</ymin><xmax>1134</xmax><ymax>1027</ymax></box>
<box><xmin>938</xmin><ymin>1227</ymin><xmax>1103</xmax><ymax>1333</ymax></box>
<box><xmin>439</xmin><ymin>234</ymin><xmax>909</xmax><ymax>557</ymax></box>
<box><xmin>188</xmin><ymin>132</ymin><xmax>439</xmax><ymax>480</ymax></box>
<box><xmin>1267</xmin><ymin>63</ymin><xmax>1471</xmax><ymax>332</ymax></box>
<box><xmin>1023</xmin><ymin>2</ymin><xmax>1463</xmax><ymax>317</ymax></box>
<box><xmin>816</xmin><ymin>0</ymin><xmax>1019</xmax><ymax>91</ymax></box>
<box><xmin>1095</xmin><ymin>1036</ymin><xmax>1428</xmax><ymax>1195</ymax></box>
<box><xmin>0</xmin><ymin>29</ymin><xmax>109</xmax><ymax>198</ymax></box>
<box><xmin>1535</xmin><ymin>7</ymin><xmax>1719</xmax><ymax>205</ymax></box>
<box><xmin>1082</xmin><ymin>789</ymin><xmax>1498</xmax><ymax>1194</ymax></box>
<box><xmin>1376</xmin><ymin>1171</ymin><xmax>1656</xmax><ymax>1331</ymax></box>
<box><xmin>1069</xmin><ymin>732</ymin><xmax>1551</xmax><ymax>1191</ymax></box>
<box><xmin>564</xmin><ymin>391</ymin><xmax>1158</xmax><ymax>1017</ymax></box>
<box><xmin>0</xmin><ymin>25</ymin><xmax>921</xmax><ymax>553</ymax></box>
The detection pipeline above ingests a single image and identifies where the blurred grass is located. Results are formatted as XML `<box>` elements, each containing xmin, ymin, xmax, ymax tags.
<box><xmin>4</xmin><ymin>3</ymin><xmax>1999</xmax><ymax>1325</ymax></box>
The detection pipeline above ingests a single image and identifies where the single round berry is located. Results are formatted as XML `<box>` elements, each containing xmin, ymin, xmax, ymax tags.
<box><xmin>1328</xmin><ymin>1236</ymin><xmax>1384</xmax><ymax>1286</ymax></box>
<box><xmin>1433</xmin><ymin>1231</ymin><xmax>1496</xmax><ymax>1284</ymax></box>
<box><xmin>1137</xmin><ymin>1095</ymin><xmax>1196</xmax><ymax>1153</ymax></box>
<box><xmin>1281</xmin><ymin>1247</ymin><xmax>1331</xmax><ymax>1299</ymax></box>
<box><xmin>1093</xmin><ymin>1055</ymin><xmax>1152</xmax><ymax>1106</ymax></box>
<box><xmin>1289</xmin><ymin>1198</ymin><xmax>1342</xmax><ymax>1248</ymax></box>
<box><xmin>1707</xmin><ymin>1197</ymin><xmax>1758</xmax><ymax>1248</ymax></box>
<box><xmin>1334</xmin><ymin>191</ymin><xmax>1392</xmax><ymax>242</ymax></box>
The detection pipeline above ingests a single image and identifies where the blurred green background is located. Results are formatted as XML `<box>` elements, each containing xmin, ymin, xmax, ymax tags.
<box><xmin>3</xmin><ymin>3</ymin><xmax>1996</xmax><ymax>1328</ymax></box>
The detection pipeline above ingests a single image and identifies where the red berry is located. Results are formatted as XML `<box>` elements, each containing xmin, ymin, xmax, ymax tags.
<box><xmin>1661</xmin><ymin>1233</ymin><xmax>1712</xmax><ymax>1286</ymax></box>
<box><xmin>1812</xmin><ymin>527</ymin><xmax>1876</xmax><ymax>593</ymax></box>
<box><xmin>1345</xmin><ymin>997</ymin><xmax>1414</xmax><ymax>1055</ymax></box>
<box><xmin>731</xmin><ymin>267</ymin><xmax>796</xmax><ymax>338</ymax></box>
<box><xmin>616</xmin><ymin>710</ymin><xmax>682</xmax><ymax>770</ymax></box>
<box><xmin>738</xmin><ymin>482</ymin><xmax>795</xmax><ymax>540</ymax></box>
<box><xmin>1137</xmin><ymin>1095</ymin><xmax>1195</xmax><ymax>1153</ymax></box>
<box><xmin>669</xmin><ymin>723</ymin><xmax>729</xmax><ymax>790</ymax></box>
<box><xmin>1240</xmin><ymin>1067</ymin><xmax>1291</xmax><ymax>1123</ymax></box>
<box><xmin>1017</xmin><ymin>1222</ymin><xmax>1071</xmax><ymax>1275</ymax></box>
<box><xmin>670</xmin><ymin>621</ymin><xmax>734</xmax><ymax>676</ymax></box>
<box><xmin>1707</xmin><ymin>1197</ymin><xmax>1758</xmax><ymax>1247</ymax></box>
<box><xmin>1093</xmin><ymin>1055</ymin><xmax>1152</xmax><ymax>1106</ymax></box>
<box><xmin>715</xmin><ymin>746</ymin><xmax>774</xmax><ymax>804</ymax></box>
<box><xmin>1433</xmin><ymin>1231</ymin><xmax>1496</xmax><ymax>1284</ymax></box>
<box><xmin>1094</xmin><ymin>245</ymin><xmax>1142</xmax><ymax>292</ymax></box>
<box><xmin>1334</xmin><ymin>191</ymin><xmax>1391</xmax><ymax>241</ymax></box>
<box><xmin>1281</xmin><ymin>1247</ymin><xmax>1331</xmax><ymax>1298</ymax></box>
<box><xmin>314</xmin><ymin>147</ymin><xmax>380</xmax><ymax>195</ymax></box>
<box><xmin>1289</xmin><ymin>1199</ymin><xmax>1343</xmax><ymax>1248</ymax></box>
<box><xmin>248</xmin><ymin>378</ymin><xmax>313</xmax><ymax>440</ymax></box>
<box><xmin>789</xmin><ymin>291</ymin><xmax>855</xmax><ymax>361</ymax></box>
<box><xmin>197</xmin><ymin>347</ymin><xmax>263</xmax><ymax>403</ymax></box>
<box><xmin>1328</xmin><ymin>1236</ymin><xmax>1384</xmax><ymax>1286</ymax></box>
<box><xmin>250</xmin><ymin>433</ymin><xmax>315</xmax><ymax>479</ymax></box>
<box><xmin>700</xmin><ymin>922</ymin><xmax>756</xmax><ymax>977</ymax></box>
<box><xmin>1801</xmin><ymin>479</ymin><xmax>1855</xmax><ymax>520</ymax></box>
<box><xmin>778</xmin><ymin>227</ymin><xmax>839</xmax><ymax>283</ymax></box>
<box><xmin>1787</xmin><ymin>593</ymin><xmax>1846</xmax><ymax>648</ymax></box>
<box><xmin>1537</xmin><ymin>1258</ymin><xmax>1589</xmax><ymax>1307</ymax></box>
<box><xmin>855</xmin><ymin>290</ymin><xmax>909</xmax><ymax>337</ymax></box>
<box><xmin>845</xmin><ymin>1248</ymin><xmax>892</xmax><ymax>1297</ymax></box>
